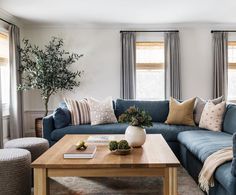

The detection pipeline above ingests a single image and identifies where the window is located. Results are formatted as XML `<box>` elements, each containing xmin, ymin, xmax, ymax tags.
<box><xmin>136</xmin><ymin>42</ymin><xmax>165</xmax><ymax>100</ymax></box>
<box><xmin>0</xmin><ymin>31</ymin><xmax>10</xmax><ymax>111</ymax></box>
<box><xmin>228</xmin><ymin>41</ymin><xmax>236</xmax><ymax>101</ymax></box>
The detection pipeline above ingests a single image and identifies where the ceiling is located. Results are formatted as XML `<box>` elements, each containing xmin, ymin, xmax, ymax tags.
<box><xmin>0</xmin><ymin>0</ymin><xmax>236</xmax><ymax>25</ymax></box>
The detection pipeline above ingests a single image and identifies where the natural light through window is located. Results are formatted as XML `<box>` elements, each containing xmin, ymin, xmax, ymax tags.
<box><xmin>136</xmin><ymin>42</ymin><xmax>164</xmax><ymax>100</ymax></box>
<box><xmin>0</xmin><ymin>32</ymin><xmax>10</xmax><ymax>106</ymax></box>
<box><xmin>228</xmin><ymin>41</ymin><xmax>236</xmax><ymax>101</ymax></box>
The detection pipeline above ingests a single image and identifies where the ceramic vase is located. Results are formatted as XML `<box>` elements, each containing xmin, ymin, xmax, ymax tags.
<box><xmin>125</xmin><ymin>125</ymin><xmax>146</xmax><ymax>147</ymax></box>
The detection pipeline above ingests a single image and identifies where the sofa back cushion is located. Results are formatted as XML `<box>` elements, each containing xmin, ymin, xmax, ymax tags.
<box><xmin>223</xmin><ymin>104</ymin><xmax>236</xmax><ymax>134</ymax></box>
<box><xmin>53</xmin><ymin>107</ymin><xmax>71</xmax><ymax>129</ymax></box>
<box><xmin>115</xmin><ymin>99</ymin><xmax>169</xmax><ymax>122</ymax></box>
<box><xmin>231</xmin><ymin>133</ymin><xmax>236</xmax><ymax>176</ymax></box>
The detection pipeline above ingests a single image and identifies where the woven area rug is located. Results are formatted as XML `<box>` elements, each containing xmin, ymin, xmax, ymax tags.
<box><xmin>33</xmin><ymin>167</ymin><xmax>204</xmax><ymax>195</ymax></box>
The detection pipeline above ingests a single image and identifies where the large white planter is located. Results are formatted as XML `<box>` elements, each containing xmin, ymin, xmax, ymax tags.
<box><xmin>125</xmin><ymin>125</ymin><xmax>146</xmax><ymax>147</ymax></box>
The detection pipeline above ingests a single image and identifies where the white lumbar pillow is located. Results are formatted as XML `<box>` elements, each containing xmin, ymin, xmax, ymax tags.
<box><xmin>88</xmin><ymin>97</ymin><xmax>117</xmax><ymax>126</ymax></box>
<box><xmin>199</xmin><ymin>101</ymin><xmax>226</xmax><ymax>131</ymax></box>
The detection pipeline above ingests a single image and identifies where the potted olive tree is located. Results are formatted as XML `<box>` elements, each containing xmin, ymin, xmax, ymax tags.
<box><xmin>19</xmin><ymin>37</ymin><xmax>83</xmax><ymax>137</ymax></box>
<box><xmin>118</xmin><ymin>106</ymin><xmax>152</xmax><ymax>147</ymax></box>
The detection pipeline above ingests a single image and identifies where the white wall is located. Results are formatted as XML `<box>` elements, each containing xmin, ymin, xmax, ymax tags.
<box><xmin>21</xmin><ymin>24</ymin><xmax>236</xmax><ymax>133</ymax></box>
<box><xmin>22</xmin><ymin>27</ymin><xmax>121</xmax><ymax>111</ymax></box>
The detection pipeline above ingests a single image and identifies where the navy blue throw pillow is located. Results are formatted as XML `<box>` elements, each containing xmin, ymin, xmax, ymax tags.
<box><xmin>53</xmin><ymin>107</ymin><xmax>71</xmax><ymax>129</ymax></box>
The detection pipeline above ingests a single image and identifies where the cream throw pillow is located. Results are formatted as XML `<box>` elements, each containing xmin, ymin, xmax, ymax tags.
<box><xmin>165</xmin><ymin>97</ymin><xmax>196</xmax><ymax>126</ymax></box>
<box><xmin>199</xmin><ymin>101</ymin><xmax>226</xmax><ymax>131</ymax></box>
<box><xmin>88</xmin><ymin>97</ymin><xmax>117</xmax><ymax>126</ymax></box>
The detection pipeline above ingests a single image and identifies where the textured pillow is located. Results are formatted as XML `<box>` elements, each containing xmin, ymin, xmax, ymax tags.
<box><xmin>88</xmin><ymin>97</ymin><xmax>117</xmax><ymax>125</ymax></box>
<box><xmin>64</xmin><ymin>98</ymin><xmax>90</xmax><ymax>125</ymax></box>
<box><xmin>53</xmin><ymin>107</ymin><xmax>71</xmax><ymax>129</ymax></box>
<box><xmin>165</xmin><ymin>97</ymin><xmax>196</xmax><ymax>126</ymax></box>
<box><xmin>199</xmin><ymin>101</ymin><xmax>226</xmax><ymax>131</ymax></box>
<box><xmin>194</xmin><ymin>96</ymin><xmax>223</xmax><ymax>125</ymax></box>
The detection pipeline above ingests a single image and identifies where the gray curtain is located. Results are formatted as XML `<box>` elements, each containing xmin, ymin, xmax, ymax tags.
<box><xmin>164</xmin><ymin>32</ymin><xmax>181</xmax><ymax>99</ymax></box>
<box><xmin>9</xmin><ymin>25</ymin><xmax>23</xmax><ymax>139</ymax></box>
<box><xmin>213</xmin><ymin>32</ymin><xmax>228</xmax><ymax>99</ymax></box>
<box><xmin>121</xmin><ymin>32</ymin><xmax>136</xmax><ymax>99</ymax></box>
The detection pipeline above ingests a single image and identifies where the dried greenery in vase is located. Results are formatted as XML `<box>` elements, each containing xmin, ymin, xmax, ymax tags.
<box><xmin>118</xmin><ymin>106</ymin><xmax>153</xmax><ymax>128</ymax></box>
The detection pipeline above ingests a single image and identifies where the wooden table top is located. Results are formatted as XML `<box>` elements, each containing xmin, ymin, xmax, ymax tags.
<box><xmin>32</xmin><ymin>134</ymin><xmax>180</xmax><ymax>169</ymax></box>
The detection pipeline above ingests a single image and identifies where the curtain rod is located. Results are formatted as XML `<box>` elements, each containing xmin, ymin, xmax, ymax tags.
<box><xmin>120</xmin><ymin>30</ymin><xmax>179</xmax><ymax>33</ymax></box>
<box><xmin>211</xmin><ymin>30</ymin><xmax>236</xmax><ymax>33</ymax></box>
<box><xmin>0</xmin><ymin>18</ymin><xmax>14</xmax><ymax>26</ymax></box>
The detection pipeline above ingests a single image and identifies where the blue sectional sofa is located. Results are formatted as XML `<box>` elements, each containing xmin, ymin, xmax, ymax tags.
<box><xmin>43</xmin><ymin>99</ymin><xmax>236</xmax><ymax>195</ymax></box>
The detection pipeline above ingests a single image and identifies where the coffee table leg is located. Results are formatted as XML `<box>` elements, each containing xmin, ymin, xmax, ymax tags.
<box><xmin>34</xmin><ymin>168</ymin><xmax>50</xmax><ymax>195</ymax></box>
<box><xmin>164</xmin><ymin>167</ymin><xmax>177</xmax><ymax>195</ymax></box>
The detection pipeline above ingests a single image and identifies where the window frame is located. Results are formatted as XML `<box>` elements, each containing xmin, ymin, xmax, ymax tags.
<box><xmin>0</xmin><ymin>30</ymin><xmax>10</xmax><ymax>115</ymax></box>
<box><xmin>228</xmin><ymin>41</ymin><xmax>236</xmax><ymax>102</ymax></box>
<box><xmin>135</xmin><ymin>41</ymin><xmax>165</xmax><ymax>100</ymax></box>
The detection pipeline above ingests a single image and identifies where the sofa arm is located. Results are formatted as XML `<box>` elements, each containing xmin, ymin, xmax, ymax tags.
<box><xmin>231</xmin><ymin>133</ymin><xmax>236</xmax><ymax>176</ymax></box>
<box><xmin>42</xmin><ymin>114</ymin><xmax>55</xmax><ymax>146</ymax></box>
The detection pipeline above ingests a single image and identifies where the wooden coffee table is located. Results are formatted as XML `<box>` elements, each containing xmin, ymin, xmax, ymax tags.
<box><xmin>32</xmin><ymin>134</ymin><xmax>180</xmax><ymax>195</ymax></box>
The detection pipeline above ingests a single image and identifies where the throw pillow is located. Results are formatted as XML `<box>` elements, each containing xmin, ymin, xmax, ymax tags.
<box><xmin>53</xmin><ymin>107</ymin><xmax>71</xmax><ymax>129</ymax></box>
<box><xmin>88</xmin><ymin>97</ymin><xmax>117</xmax><ymax>126</ymax></box>
<box><xmin>165</xmin><ymin>97</ymin><xmax>196</xmax><ymax>126</ymax></box>
<box><xmin>194</xmin><ymin>96</ymin><xmax>223</xmax><ymax>125</ymax></box>
<box><xmin>199</xmin><ymin>101</ymin><xmax>226</xmax><ymax>131</ymax></box>
<box><xmin>64</xmin><ymin>98</ymin><xmax>91</xmax><ymax>125</ymax></box>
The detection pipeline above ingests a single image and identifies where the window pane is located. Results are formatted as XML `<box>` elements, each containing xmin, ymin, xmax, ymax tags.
<box><xmin>0</xmin><ymin>32</ymin><xmax>9</xmax><ymax>106</ymax></box>
<box><xmin>136</xmin><ymin>70</ymin><xmax>165</xmax><ymax>100</ymax></box>
<box><xmin>136</xmin><ymin>43</ymin><xmax>164</xmax><ymax>63</ymax></box>
<box><xmin>228</xmin><ymin>45</ymin><xmax>236</xmax><ymax>63</ymax></box>
<box><xmin>1</xmin><ymin>66</ymin><xmax>9</xmax><ymax>104</ymax></box>
<box><xmin>228</xmin><ymin>69</ymin><xmax>236</xmax><ymax>100</ymax></box>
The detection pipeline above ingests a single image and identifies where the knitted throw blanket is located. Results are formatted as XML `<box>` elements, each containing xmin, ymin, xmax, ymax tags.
<box><xmin>198</xmin><ymin>147</ymin><xmax>233</xmax><ymax>194</ymax></box>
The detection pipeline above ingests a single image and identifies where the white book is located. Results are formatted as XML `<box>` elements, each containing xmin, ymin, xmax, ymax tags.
<box><xmin>64</xmin><ymin>145</ymin><xmax>97</xmax><ymax>159</ymax></box>
<box><xmin>87</xmin><ymin>135</ymin><xmax>116</xmax><ymax>143</ymax></box>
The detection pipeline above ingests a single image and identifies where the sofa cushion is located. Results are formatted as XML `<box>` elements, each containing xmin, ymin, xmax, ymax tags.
<box><xmin>178</xmin><ymin>130</ymin><xmax>232</xmax><ymax>162</ymax></box>
<box><xmin>215</xmin><ymin>162</ymin><xmax>236</xmax><ymax>195</ymax></box>
<box><xmin>53</xmin><ymin>108</ymin><xmax>71</xmax><ymax>129</ymax></box>
<box><xmin>199</xmin><ymin>101</ymin><xmax>226</xmax><ymax>132</ymax></box>
<box><xmin>88</xmin><ymin>97</ymin><xmax>117</xmax><ymax>125</ymax></box>
<box><xmin>223</xmin><ymin>104</ymin><xmax>236</xmax><ymax>135</ymax></box>
<box><xmin>115</xmin><ymin>99</ymin><xmax>169</xmax><ymax>123</ymax></box>
<box><xmin>165</xmin><ymin>97</ymin><xmax>196</xmax><ymax>126</ymax></box>
<box><xmin>51</xmin><ymin>122</ymin><xmax>201</xmax><ymax>142</ymax></box>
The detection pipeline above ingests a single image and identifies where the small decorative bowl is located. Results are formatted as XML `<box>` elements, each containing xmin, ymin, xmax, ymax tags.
<box><xmin>110</xmin><ymin>148</ymin><xmax>132</xmax><ymax>155</ymax></box>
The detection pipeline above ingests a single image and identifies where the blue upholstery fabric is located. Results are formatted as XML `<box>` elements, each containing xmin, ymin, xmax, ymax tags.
<box><xmin>115</xmin><ymin>99</ymin><xmax>169</xmax><ymax>122</ymax></box>
<box><xmin>179</xmin><ymin>143</ymin><xmax>235</xmax><ymax>195</ymax></box>
<box><xmin>231</xmin><ymin>133</ymin><xmax>236</xmax><ymax>176</ymax></box>
<box><xmin>215</xmin><ymin>162</ymin><xmax>236</xmax><ymax>195</ymax></box>
<box><xmin>42</xmin><ymin>114</ymin><xmax>55</xmax><ymax>145</ymax></box>
<box><xmin>53</xmin><ymin>107</ymin><xmax>71</xmax><ymax>129</ymax></box>
<box><xmin>178</xmin><ymin>130</ymin><xmax>232</xmax><ymax>162</ymax></box>
<box><xmin>223</xmin><ymin>104</ymin><xmax>236</xmax><ymax>135</ymax></box>
<box><xmin>59</xmin><ymin>101</ymin><xmax>68</xmax><ymax>109</ymax></box>
<box><xmin>51</xmin><ymin>122</ymin><xmax>201</xmax><ymax>142</ymax></box>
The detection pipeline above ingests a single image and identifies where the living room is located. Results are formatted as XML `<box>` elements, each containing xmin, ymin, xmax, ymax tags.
<box><xmin>0</xmin><ymin>0</ymin><xmax>236</xmax><ymax>195</ymax></box>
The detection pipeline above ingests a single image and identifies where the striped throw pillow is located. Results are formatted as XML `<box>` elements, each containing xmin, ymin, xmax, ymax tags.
<box><xmin>64</xmin><ymin>98</ymin><xmax>91</xmax><ymax>125</ymax></box>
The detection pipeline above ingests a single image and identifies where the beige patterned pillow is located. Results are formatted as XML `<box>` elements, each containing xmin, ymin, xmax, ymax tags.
<box><xmin>88</xmin><ymin>97</ymin><xmax>117</xmax><ymax>126</ymax></box>
<box><xmin>199</xmin><ymin>101</ymin><xmax>226</xmax><ymax>131</ymax></box>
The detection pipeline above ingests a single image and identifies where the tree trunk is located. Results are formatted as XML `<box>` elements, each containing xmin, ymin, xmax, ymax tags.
<box><xmin>43</xmin><ymin>96</ymin><xmax>50</xmax><ymax>117</ymax></box>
